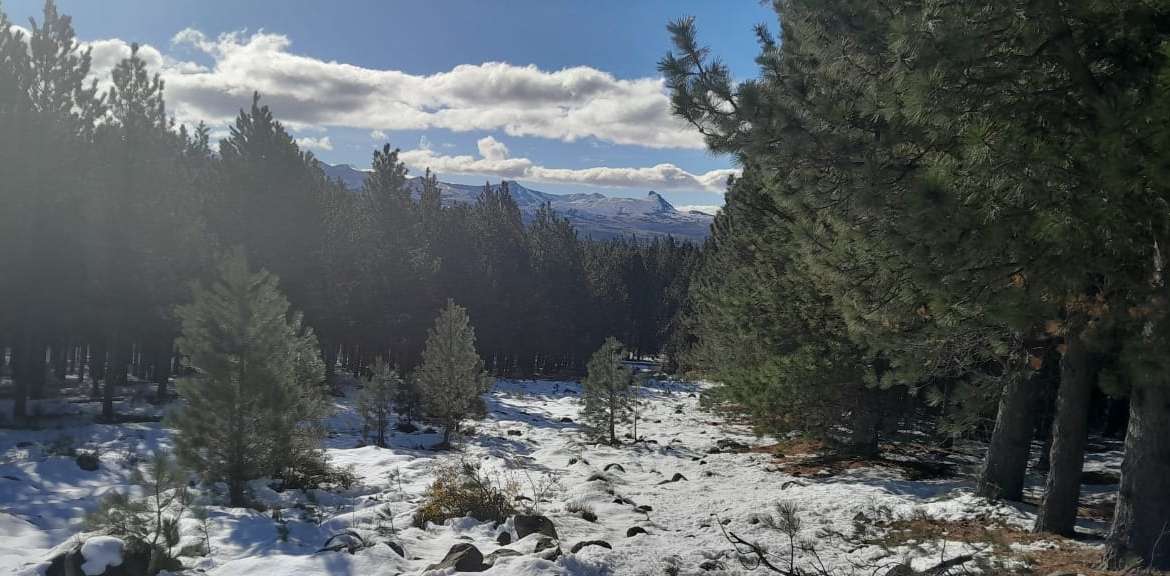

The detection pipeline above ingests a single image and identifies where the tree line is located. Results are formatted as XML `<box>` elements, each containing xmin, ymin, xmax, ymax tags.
<box><xmin>663</xmin><ymin>1</ymin><xmax>1170</xmax><ymax>570</ymax></box>
<box><xmin>0</xmin><ymin>2</ymin><xmax>697</xmax><ymax>425</ymax></box>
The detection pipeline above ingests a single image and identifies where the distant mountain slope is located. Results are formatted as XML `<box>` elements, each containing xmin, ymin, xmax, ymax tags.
<box><xmin>321</xmin><ymin>163</ymin><xmax>713</xmax><ymax>241</ymax></box>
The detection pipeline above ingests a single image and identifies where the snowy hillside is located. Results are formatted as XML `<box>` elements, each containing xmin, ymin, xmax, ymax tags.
<box><xmin>1</xmin><ymin>378</ymin><xmax>1119</xmax><ymax>576</ymax></box>
<box><xmin>322</xmin><ymin>163</ymin><xmax>714</xmax><ymax>241</ymax></box>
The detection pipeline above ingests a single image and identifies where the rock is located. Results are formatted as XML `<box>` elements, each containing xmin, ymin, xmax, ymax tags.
<box><xmin>883</xmin><ymin>566</ymin><xmax>915</xmax><ymax>576</ymax></box>
<box><xmin>76</xmin><ymin>452</ymin><xmax>99</xmax><ymax>471</ymax></box>
<box><xmin>384</xmin><ymin>541</ymin><xmax>405</xmax><ymax>557</ymax></box>
<box><xmin>715</xmin><ymin>438</ymin><xmax>750</xmax><ymax>453</ymax></box>
<box><xmin>422</xmin><ymin>427</ymin><xmax>436</xmax><ymax>434</ymax></box>
<box><xmin>426</xmin><ymin>543</ymin><xmax>485</xmax><ymax>573</ymax></box>
<box><xmin>496</xmin><ymin>531</ymin><xmax>512</xmax><ymax>546</ymax></box>
<box><xmin>483</xmin><ymin>548</ymin><xmax>521</xmax><ymax>567</ymax></box>
<box><xmin>657</xmin><ymin>473</ymin><xmax>688</xmax><ymax>485</ymax></box>
<box><xmin>514</xmin><ymin>514</ymin><xmax>558</xmax><ymax>540</ymax></box>
<box><xmin>560</xmin><ymin>417</ymin><xmax>573</xmax><ymax>423</ymax></box>
<box><xmin>567</xmin><ymin>458</ymin><xmax>578</xmax><ymax>465</ymax></box>
<box><xmin>46</xmin><ymin>537</ymin><xmax>174</xmax><ymax>576</ymax></box>
<box><xmin>319</xmin><ymin>530</ymin><xmax>369</xmax><ymax>554</ymax></box>
<box><xmin>570</xmin><ymin>540</ymin><xmax>612</xmax><ymax>554</ymax></box>
<box><xmin>603</xmin><ymin>463</ymin><xmax>625</xmax><ymax>473</ymax></box>
<box><xmin>699</xmin><ymin>559</ymin><xmax>723</xmax><ymax>571</ymax></box>
<box><xmin>395</xmin><ymin>421</ymin><xmax>418</xmax><ymax>433</ymax></box>
<box><xmin>636</xmin><ymin>505</ymin><xmax>653</xmax><ymax>513</ymax></box>
<box><xmin>534</xmin><ymin>537</ymin><xmax>557</xmax><ymax>554</ymax></box>
<box><xmin>626</xmin><ymin>526</ymin><xmax>649</xmax><ymax>537</ymax></box>
<box><xmin>507</xmin><ymin>429</ymin><xmax>523</xmax><ymax>436</ymax></box>
<box><xmin>534</xmin><ymin>537</ymin><xmax>561</xmax><ymax>561</ymax></box>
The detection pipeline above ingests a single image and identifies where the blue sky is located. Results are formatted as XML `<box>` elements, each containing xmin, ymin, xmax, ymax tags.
<box><xmin>6</xmin><ymin>1</ymin><xmax>776</xmax><ymax>209</ymax></box>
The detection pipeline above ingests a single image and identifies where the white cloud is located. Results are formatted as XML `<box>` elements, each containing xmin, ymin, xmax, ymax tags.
<box><xmin>399</xmin><ymin>136</ymin><xmax>735</xmax><ymax>193</ymax></box>
<box><xmin>71</xmin><ymin>28</ymin><xmax>706</xmax><ymax>150</ymax></box>
<box><xmin>370</xmin><ymin>130</ymin><xmax>387</xmax><ymax>140</ymax></box>
<box><xmin>295</xmin><ymin>136</ymin><xmax>333</xmax><ymax>151</ymax></box>
<box><xmin>476</xmin><ymin>136</ymin><xmax>509</xmax><ymax>162</ymax></box>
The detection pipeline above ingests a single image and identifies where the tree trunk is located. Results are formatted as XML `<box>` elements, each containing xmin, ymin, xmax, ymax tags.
<box><xmin>103</xmin><ymin>338</ymin><xmax>127</xmax><ymax>421</ymax></box>
<box><xmin>849</xmin><ymin>387</ymin><xmax>881</xmax><ymax>457</ymax></box>
<box><xmin>28</xmin><ymin>341</ymin><xmax>46</xmax><ymax>400</ymax></box>
<box><xmin>11</xmin><ymin>338</ymin><xmax>29</xmax><ymax>424</ymax></box>
<box><xmin>51</xmin><ymin>341</ymin><xmax>67</xmax><ymax>386</ymax></box>
<box><xmin>153</xmin><ymin>341</ymin><xmax>172</xmax><ymax>401</ymax></box>
<box><xmin>978</xmin><ymin>368</ymin><xmax>1043</xmax><ymax>501</ymax></box>
<box><xmin>1035</xmin><ymin>332</ymin><xmax>1096</xmax><ymax>535</ymax></box>
<box><xmin>90</xmin><ymin>341</ymin><xmax>106</xmax><ymax>398</ymax></box>
<box><xmin>1103</xmin><ymin>377</ymin><xmax>1170</xmax><ymax>570</ymax></box>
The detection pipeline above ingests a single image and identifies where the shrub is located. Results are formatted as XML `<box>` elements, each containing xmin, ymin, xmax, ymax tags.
<box><xmin>566</xmin><ymin>502</ymin><xmax>597</xmax><ymax>522</ymax></box>
<box><xmin>411</xmin><ymin>460</ymin><xmax>516</xmax><ymax>528</ymax></box>
<box><xmin>85</xmin><ymin>450</ymin><xmax>189</xmax><ymax>574</ymax></box>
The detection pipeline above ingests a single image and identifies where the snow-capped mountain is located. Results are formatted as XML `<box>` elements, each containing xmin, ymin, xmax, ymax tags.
<box><xmin>322</xmin><ymin>163</ymin><xmax>713</xmax><ymax>241</ymax></box>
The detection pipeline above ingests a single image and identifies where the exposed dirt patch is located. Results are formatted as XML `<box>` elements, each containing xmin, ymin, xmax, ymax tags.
<box><xmin>869</xmin><ymin>517</ymin><xmax>1119</xmax><ymax>576</ymax></box>
<box><xmin>772</xmin><ymin>452</ymin><xmax>954</xmax><ymax>481</ymax></box>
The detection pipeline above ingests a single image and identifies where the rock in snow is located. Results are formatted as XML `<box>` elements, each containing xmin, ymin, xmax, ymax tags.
<box><xmin>79</xmin><ymin>536</ymin><xmax>124</xmax><ymax>575</ymax></box>
<box><xmin>513</xmin><ymin>514</ymin><xmax>558</xmax><ymax>540</ymax></box>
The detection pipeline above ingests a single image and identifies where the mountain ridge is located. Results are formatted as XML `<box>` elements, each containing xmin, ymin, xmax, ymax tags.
<box><xmin>321</xmin><ymin>163</ymin><xmax>712</xmax><ymax>241</ymax></box>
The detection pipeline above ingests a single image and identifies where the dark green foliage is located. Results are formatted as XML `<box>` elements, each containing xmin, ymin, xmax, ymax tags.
<box><xmin>416</xmin><ymin>300</ymin><xmax>493</xmax><ymax>446</ymax></box>
<box><xmin>359</xmin><ymin>360</ymin><xmax>401</xmax><ymax>448</ymax></box>
<box><xmin>170</xmin><ymin>250</ymin><xmax>328</xmax><ymax>506</ymax></box>
<box><xmin>582</xmin><ymin>337</ymin><xmax>633</xmax><ymax>445</ymax></box>
<box><xmin>662</xmin><ymin>1</ymin><xmax>1170</xmax><ymax>568</ymax></box>
<box><xmin>85</xmin><ymin>450</ymin><xmax>190</xmax><ymax>574</ymax></box>
<box><xmin>0</xmin><ymin>1</ymin><xmax>693</xmax><ymax>432</ymax></box>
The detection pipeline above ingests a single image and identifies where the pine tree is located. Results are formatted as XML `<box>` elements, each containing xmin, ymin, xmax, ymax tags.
<box><xmin>170</xmin><ymin>250</ymin><xmax>327</xmax><ymax>506</ymax></box>
<box><xmin>358</xmin><ymin>360</ymin><xmax>401</xmax><ymax>448</ymax></box>
<box><xmin>582</xmin><ymin>337</ymin><xmax>633</xmax><ymax>445</ymax></box>
<box><xmin>416</xmin><ymin>299</ymin><xmax>492</xmax><ymax>447</ymax></box>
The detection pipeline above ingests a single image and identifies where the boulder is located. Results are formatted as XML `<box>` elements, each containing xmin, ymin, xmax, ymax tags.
<box><xmin>319</xmin><ymin>530</ymin><xmax>368</xmax><ymax>554</ymax></box>
<box><xmin>514</xmin><ymin>514</ymin><xmax>558</xmax><ymax>540</ymax></box>
<box><xmin>603</xmin><ymin>463</ymin><xmax>625</xmax><ymax>473</ymax></box>
<box><xmin>496</xmin><ymin>531</ymin><xmax>512</xmax><ymax>546</ymax></box>
<box><xmin>426</xmin><ymin>543</ymin><xmax>485</xmax><ymax>573</ymax></box>
<box><xmin>76</xmin><ymin>452</ymin><xmax>100</xmax><ymax>471</ymax></box>
<box><xmin>534</xmin><ymin>537</ymin><xmax>561</xmax><ymax>561</ymax></box>
<box><xmin>395</xmin><ymin>421</ymin><xmax>418</xmax><ymax>433</ymax></box>
<box><xmin>636</xmin><ymin>505</ymin><xmax>653</xmax><ymax>513</ymax></box>
<box><xmin>384</xmin><ymin>541</ymin><xmax>404</xmax><ymax>557</ymax></box>
<box><xmin>507</xmin><ymin>429</ymin><xmax>523</xmax><ymax>436</ymax></box>
<box><xmin>626</xmin><ymin>526</ymin><xmax>648</xmax><ymax>537</ymax></box>
<box><xmin>560</xmin><ymin>417</ymin><xmax>573</xmax><ymax>423</ymax></box>
<box><xmin>699</xmin><ymin>559</ymin><xmax>724</xmax><ymax>571</ymax></box>
<box><xmin>657</xmin><ymin>473</ymin><xmax>687</xmax><ymax>485</ymax></box>
<box><xmin>483</xmin><ymin>548</ymin><xmax>521</xmax><ymax>567</ymax></box>
<box><xmin>570</xmin><ymin>540</ymin><xmax>612</xmax><ymax>554</ymax></box>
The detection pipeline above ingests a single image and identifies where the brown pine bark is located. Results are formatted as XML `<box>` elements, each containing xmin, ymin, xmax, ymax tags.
<box><xmin>1035</xmin><ymin>331</ymin><xmax>1096</xmax><ymax>535</ymax></box>
<box><xmin>1103</xmin><ymin>378</ymin><xmax>1170</xmax><ymax>570</ymax></box>
<box><xmin>978</xmin><ymin>369</ymin><xmax>1042</xmax><ymax>501</ymax></box>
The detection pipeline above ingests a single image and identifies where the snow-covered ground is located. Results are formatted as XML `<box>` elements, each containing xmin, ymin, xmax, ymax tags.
<box><xmin>1</xmin><ymin>378</ymin><xmax>1116</xmax><ymax>575</ymax></box>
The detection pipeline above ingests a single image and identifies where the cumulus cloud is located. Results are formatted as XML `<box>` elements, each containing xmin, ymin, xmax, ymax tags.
<box><xmin>63</xmin><ymin>28</ymin><xmax>705</xmax><ymax>149</ymax></box>
<box><xmin>295</xmin><ymin>136</ymin><xmax>333</xmax><ymax>151</ymax></box>
<box><xmin>370</xmin><ymin>130</ymin><xmax>388</xmax><ymax>141</ymax></box>
<box><xmin>400</xmin><ymin>137</ymin><xmax>735</xmax><ymax>193</ymax></box>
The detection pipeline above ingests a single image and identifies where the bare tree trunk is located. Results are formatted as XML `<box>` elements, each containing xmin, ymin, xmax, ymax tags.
<box><xmin>153</xmin><ymin>341</ymin><xmax>172</xmax><ymax>401</ymax></box>
<box><xmin>11</xmin><ymin>337</ymin><xmax>29</xmax><ymax>424</ymax></box>
<box><xmin>1035</xmin><ymin>331</ymin><xmax>1096</xmax><ymax>535</ymax></box>
<box><xmin>978</xmin><ymin>368</ymin><xmax>1042</xmax><ymax>501</ymax></box>
<box><xmin>1103</xmin><ymin>377</ymin><xmax>1170</xmax><ymax>570</ymax></box>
